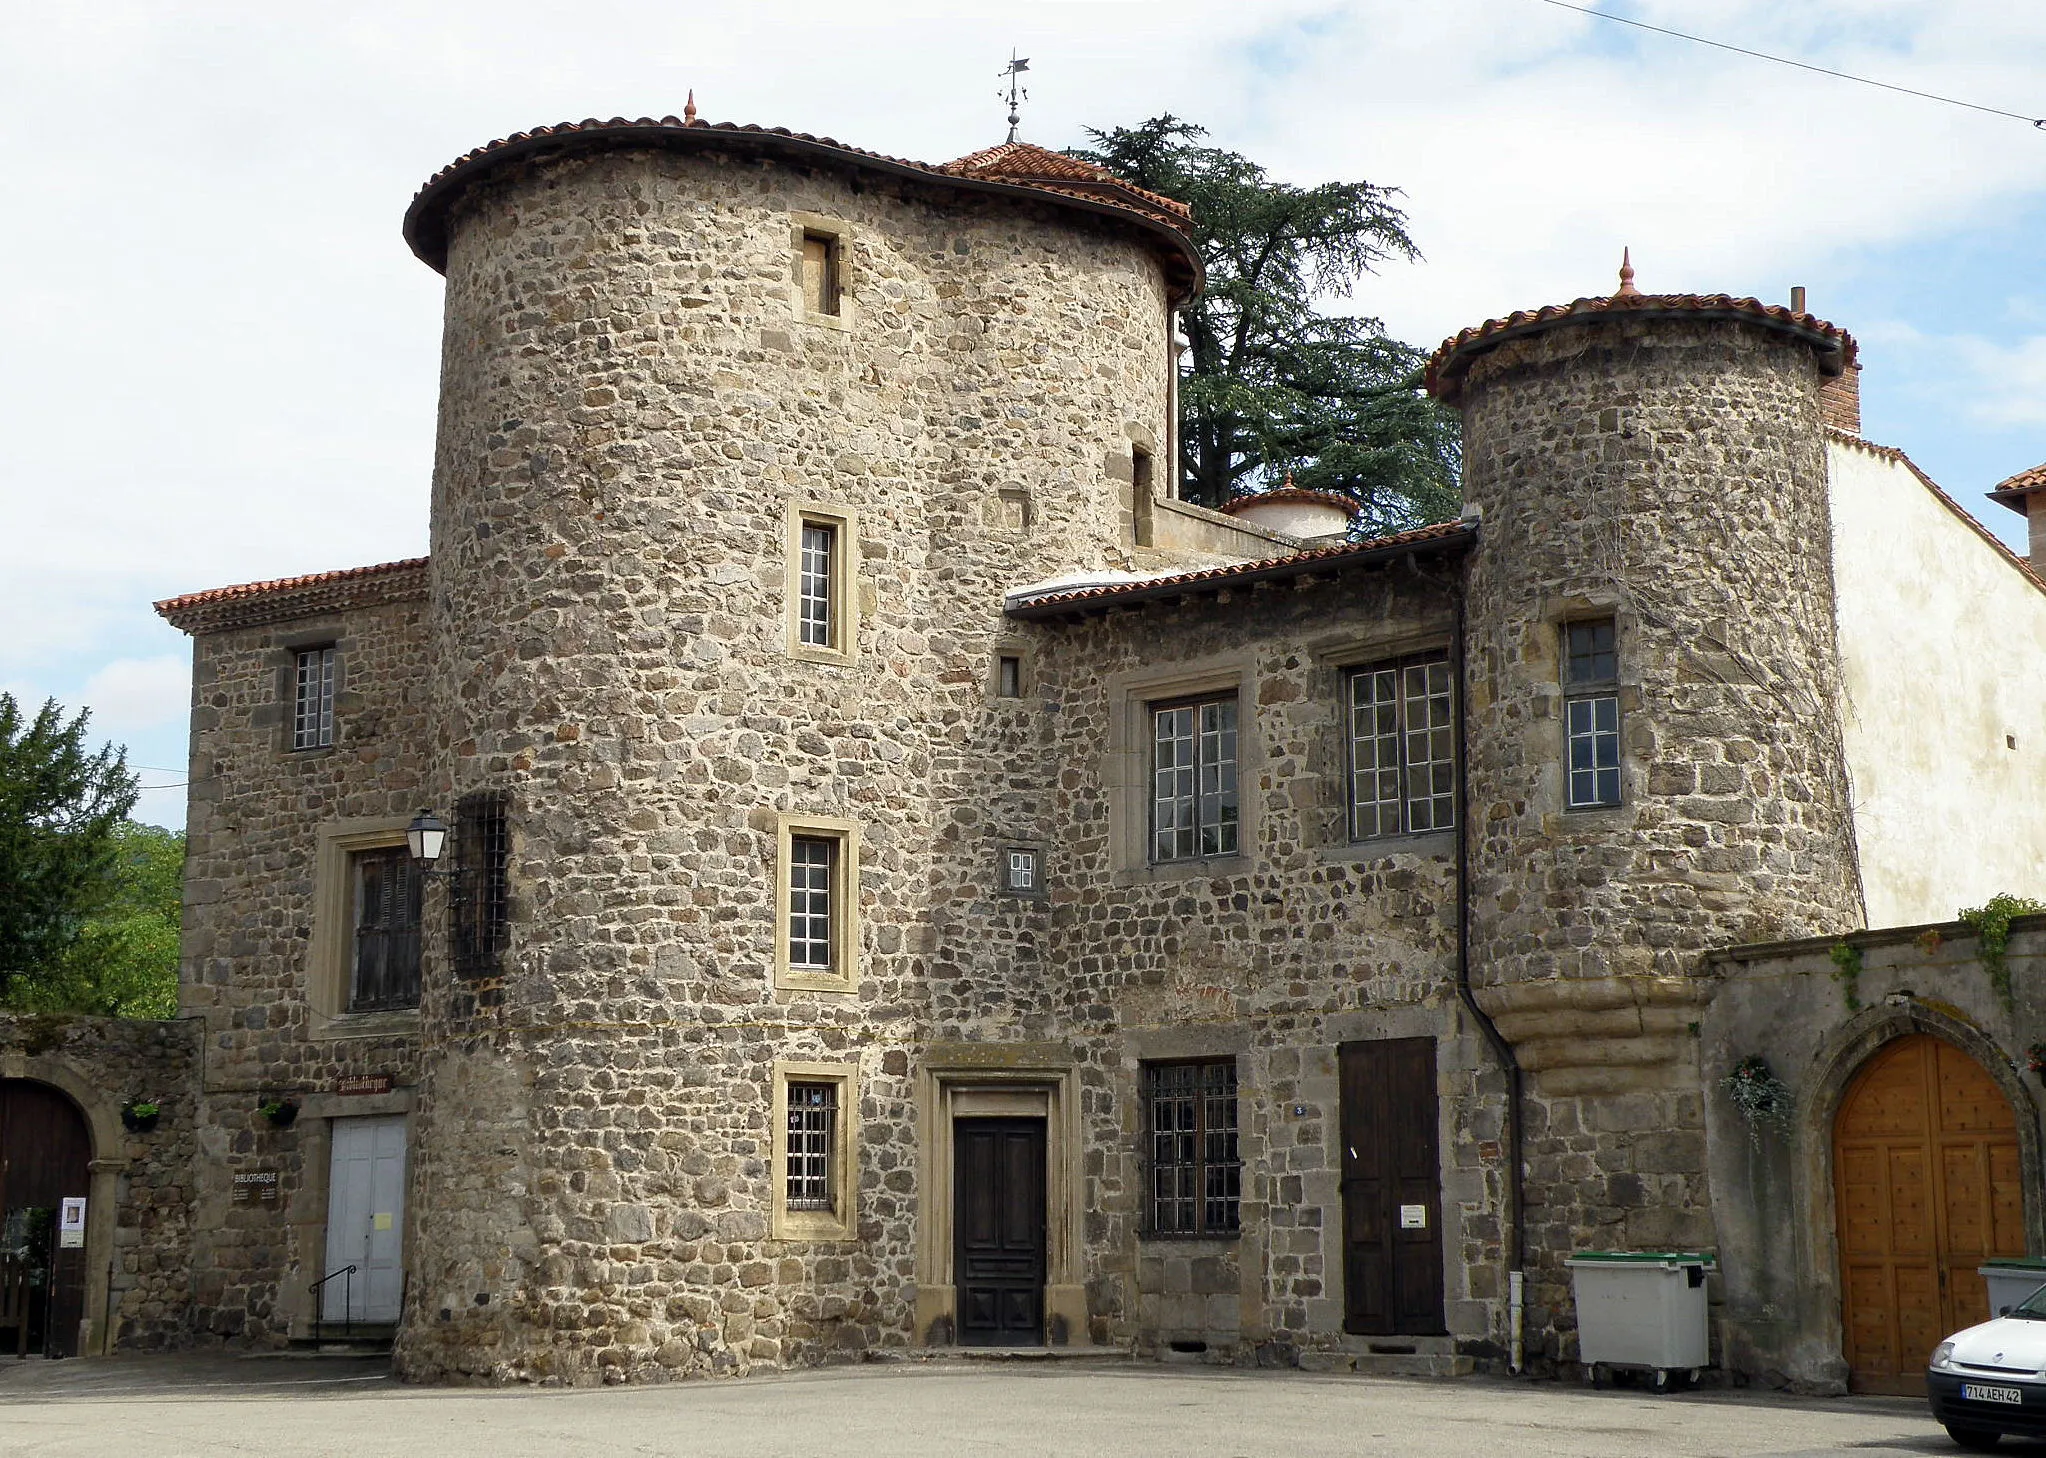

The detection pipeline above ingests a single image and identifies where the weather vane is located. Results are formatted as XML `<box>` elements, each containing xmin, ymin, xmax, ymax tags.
<box><xmin>999</xmin><ymin>52</ymin><xmax>1030</xmax><ymax>142</ymax></box>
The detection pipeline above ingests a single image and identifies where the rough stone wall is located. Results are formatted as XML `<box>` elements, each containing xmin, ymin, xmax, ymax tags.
<box><xmin>179</xmin><ymin>592</ymin><xmax>431</xmax><ymax>1341</ymax></box>
<box><xmin>0</xmin><ymin>1013</ymin><xmax>201</xmax><ymax>1351</ymax></box>
<box><xmin>1453</xmin><ymin>317</ymin><xmax>1865</xmax><ymax>1365</ymax></box>
<box><xmin>1025</xmin><ymin>568</ymin><xmax>1508</xmax><ymax>1364</ymax></box>
<box><xmin>401</xmin><ymin>144</ymin><xmax>1176</xmax><ymax>1382</ymax></box>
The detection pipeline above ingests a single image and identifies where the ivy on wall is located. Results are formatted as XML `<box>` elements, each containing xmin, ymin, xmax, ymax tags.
<box><xmin>1958</xmin><ymin>894</ymin><xmax>2046</xmax><ymax>1011</ymax></box>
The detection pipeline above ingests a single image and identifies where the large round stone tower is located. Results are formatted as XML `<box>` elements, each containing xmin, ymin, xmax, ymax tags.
<box><xmin>1426</xmin><ymin>261</ymin><xmax>1867</xmax><ymax>1358</ymax></box>
<box><xmin>390</xmin><ymin>114</ymin><xmax>1197</xmax><ymax>1382</ymax></box>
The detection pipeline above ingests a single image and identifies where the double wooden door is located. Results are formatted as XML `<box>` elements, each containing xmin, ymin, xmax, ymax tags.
<box><xmin>1339</xmin><ymin>1038</ymin><xmax>1446</xmax><ymax>1335</ymax></box>
<box><xmin>1835</xmin><ymin>1035</ymin><xmax>2023</xmax><ymax>1394</ymax></box>
<box><xmin>954</xmin><ymin>1118</ymin><xmax>1046</xmax><ymax>1346</ymax></box>
<box><xmin>0</xmin><ymin>1081</ymin><xmax>92</xmax><ymax>1358</ymax></box>
<box><xmin>324</xmin><ymin>1116</ymin><xmax>408</xmax><ymax>1323</ymax></box>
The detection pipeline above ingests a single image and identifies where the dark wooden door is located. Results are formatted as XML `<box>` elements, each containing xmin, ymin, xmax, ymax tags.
<box><xmin>1836</xmin><ymin>1035</ymin><xmax>2022</xmax><ymax>1395</ymax></box>
<box><xmin>954</xmin><ymin>1118</ymin><xmax>1046</xmax><ymax>1346</ymax></box>
<box><xmin>1340</xmin><ymin>1038</ymin><xmax>1445</xmax><ymax>1336</ymax></box>
<box><xmin>0</xmin><ymin>1080</ymin><xmax>93</xmax><ymax>1358</ymax></box>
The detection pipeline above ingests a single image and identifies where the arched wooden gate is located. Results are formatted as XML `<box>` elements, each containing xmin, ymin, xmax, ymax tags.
<box><xmin>0</xmin><ymin>1080</ymin><xmax>93</xmax><ymax>1358</ymax></box>
<box><xmin>1835</xmin><ymin>1034</ymin><xmax>2024</xmax><ymax>1394</ymax></box>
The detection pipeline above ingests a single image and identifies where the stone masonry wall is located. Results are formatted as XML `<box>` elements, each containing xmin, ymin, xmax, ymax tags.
<box><xmin>179</xmin><ymin>590</ymin><xmax>431</xmax><ymax>1342</ymax></box>
<box><xmin>401</xmin><ymin>143</ymin><xmax>1179</xmax><ymax>1382</ymax></box>
<box><xmin>1453</xmin><ymin>317</ymin><xmax>1865</xmax><ymax>1367</ymax></box>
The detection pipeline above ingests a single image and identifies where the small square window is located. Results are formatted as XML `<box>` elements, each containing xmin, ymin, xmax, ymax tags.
<box><xmin>292</xmin><ymin>646</ymin><xmax>336</xmax><ymax>750</ymax></box>
<box><xmin>1001</xmin><ymin>846</ymin><xmax>1040</xmax><ymax>895</ymax></box>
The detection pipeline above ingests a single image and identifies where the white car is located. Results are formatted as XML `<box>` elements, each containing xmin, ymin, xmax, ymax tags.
<box><xmin>1929</xmin><ymin>1288</ymin><xmax>2046</xmax><ymax>1450</ymax></box>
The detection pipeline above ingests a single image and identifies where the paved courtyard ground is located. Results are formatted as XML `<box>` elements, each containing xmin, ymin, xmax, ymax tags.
<box><xmin>0</xmin><ymin>1353</ymin><xmax>2008</xmax><ymax>1458</ymax></box>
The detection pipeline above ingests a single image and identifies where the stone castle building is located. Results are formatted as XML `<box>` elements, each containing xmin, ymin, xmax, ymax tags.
<box><xmin>7</xmin><ymin>110</ymin><xmax>2046</xmax><ymax>1393</ymax></box>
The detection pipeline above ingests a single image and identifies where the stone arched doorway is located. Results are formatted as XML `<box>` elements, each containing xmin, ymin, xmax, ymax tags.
<box><xmin>0</xmin><ymin>1079</ymin><xmax>94</xmax><ymax>1357</ymax></box>
<box><xmin>1834</xmin><ymin>1034</ymin><xmax>2023</xmax><ymax>1395</ymax></box>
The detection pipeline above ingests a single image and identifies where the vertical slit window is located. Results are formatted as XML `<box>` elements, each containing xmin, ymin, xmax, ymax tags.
<box><xmin>1151</xmin><ymin>696</ymin><xmax>1239</xmax><ymax>863</ymax></box>
<box><xmin>801</xmin><ymin>232</ymin><xmax>840</xmax><ymax>316</ymax></box>
<box><xmin>997</xmin><ymin>655</ymin><xmax>1022</xmax><ymax>699</ymax></box>
<box><xmin>292</xmin><ymin>647</ymin><xmax>336</xmax><ymax>750</ymax></box>
<box><xmin>788</xmin><ymin>835</ymin><xmax>837</xmax><ymax>970</ymax></box>
<box><xmin>1144</xmin><ymin>1060</ymin><xmax>1239</xmax><ymax>1236</ymax></box>
<box><xmin>785</xmin><ymin>1082</ymin><xmax>838</xmax><ymax>1211</ymax></box>
<box><xmin>1347</xmin><ymin>653</ymin><xmax>1455</xmax><ymax>839</ymax></box>
<box><xmin>453</xmin><ymin>790</ymin><xmax>511</xmax><ymax>980</ymax></box>
<box><xmin>1563</xmin><ymin>619</ymin><xmax>1622</xmax><ymax>808</ymax></box>
<box><xmin>798</xmin><ymin>521</ymin><xmax>836</xmax><ymax>649</ymax></box>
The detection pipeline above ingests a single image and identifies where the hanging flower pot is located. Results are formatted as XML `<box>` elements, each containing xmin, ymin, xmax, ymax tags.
<box><xmin>2026</xmin><ymin>1044</ymin><xmax>2046</xmax><ymax>1086</ymax></box>
<box><xmin>121</xmin><ymin>1100</ymin><xmax>161</xmax><ymax>1133</ymax></box>
<box><xmin>257</xmin><ymin>1098</ymin><xmax>300</xmax><ymax>1129</ymax></box>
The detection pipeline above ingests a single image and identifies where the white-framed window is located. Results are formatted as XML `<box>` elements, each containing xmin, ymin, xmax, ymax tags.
<box><xmin>786</xmin><ymin>503</ymin><xmax>858</xmax><ymax>663</ymax></box>
<box><xmin>1347</xmin><ymin>652</ymin><xmax>1455</xmax><ymax>839</ymax></box>
<box><xmin>293</xmin><ymin>646</ymin><xmax>336</xmax><ymax>750</ymax></box>
<box><xmin>774</xmin><ymin>814</ymin><xmax>860</xmax><ymax>992</ymax></box>
<box><xmin>798</xmin><ymin>522</ymin><xmax>836</xmax><ymax>649</ymax></box>
<box><xmin>1152</xmin><ymin>696</ymin><xmax>1239</xmax><ymax>862</ymax></box>
<box><xmin>772</xmin><ymin>1061</ymin><xmax>859</xmax><ymax>1239</ymax></box>
<box><xmin>1001</xmin><ymin>845</ymin><xmax>1041</xmax><ymax>895</ymax></box>
<box><xmin>1563</xmin><ymin>618</ymin><xmax>1621</xmax><ymax>808</ymax></box>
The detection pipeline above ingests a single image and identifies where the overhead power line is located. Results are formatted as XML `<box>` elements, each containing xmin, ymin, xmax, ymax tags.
<box><xmin>1535</xmin><ymin>0</ymin><xmax>2046</xmax><ymax>130</ymax></box>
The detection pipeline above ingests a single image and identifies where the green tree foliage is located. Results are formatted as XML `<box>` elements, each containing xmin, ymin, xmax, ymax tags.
<box><xmin>0</xmin><ymin>694</ymin><xmax>151</xmax><ymax>1009</ymax></box>
<box><xmin>1073</xmin><ymin>117</ymin><xmax>1461</xmax><ymax>532</ymax></box>
<box><xmin>12</xmin><ymin>822</ymin><xmax>184</xmax><ymax>1019</ymax></box>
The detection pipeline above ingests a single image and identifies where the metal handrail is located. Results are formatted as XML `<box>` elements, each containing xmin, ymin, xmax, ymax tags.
<box><xmin>309</xmin><ymin>1264</ymin><xmax>358</xmax><ymax>1346</ymax></box>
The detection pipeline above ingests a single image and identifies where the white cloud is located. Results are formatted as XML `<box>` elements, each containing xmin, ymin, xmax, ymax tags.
<box><xmin>79</xmin><ymin>656</ymin><xmax>191</xmax><ymax>741</ymax></box>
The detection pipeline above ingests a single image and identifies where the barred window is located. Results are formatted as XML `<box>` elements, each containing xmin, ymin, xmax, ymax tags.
<box><xmin>1151</xmin><ymin>697</ymin><xmax>1239</xmax><ymax>862</ymax></box>
<box><xmin>1144</xmin><ymin>1060</ymin><xmax>1240</xmax><ymax>1237</ymax></box>
<box><xmin>348</xmin><ymin>847</ymin><xmax>421</xmax><ymax>1012</ymax></box>
<box><xmin>798</xmin><ymin>522</ymin><xmax>836</xmax><ymax>649</ymax></box>
<box><xmin>1563</xmin><ymin>619</ymin><xmax>1621</xmax><ymax>808</ymax></box>
<box><xmin>1347</xmin><ymin>653</ymin><xmax>1455</xmax><ymax>839</ymax></box>
<box><xmin>292</xmin><ymin>646</ymin><xmax>336</xmax><ymax>750</ymax></box>
<box><xmin>453</xmin><ymin>790</ymin><xmax>510</xmax><ymax>980</ymax></box>
<box><xmin>785</xmin><ymin>1082</ymin><xmax>838</xmax><ymax>1211</ymax></box>
<box><xmin>788</xmin><ymin>835</ymin><xmax>836</xmax><ymax>969</ymax></box>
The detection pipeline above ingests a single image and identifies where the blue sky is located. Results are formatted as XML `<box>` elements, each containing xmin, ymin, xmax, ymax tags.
<box><xmin>2</xmin><ymin>0</ymin><xmax>2041</xmax><ymax>831</ymax></box>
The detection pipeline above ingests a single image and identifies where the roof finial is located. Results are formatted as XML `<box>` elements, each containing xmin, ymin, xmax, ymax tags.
<box><xmin>999</xmin><ymin>52</ymin><xmax>1030</xmax><ymax>143</ymax></box>
<box><xmin>683</xmin><ymin>90</ymin><xmax>698</xmax><ymax>125</ymax></box>
<box><xmin>1616</xmin><ymin>247</ymin><xmax>1639</xmax><ymax>297</ymax></box>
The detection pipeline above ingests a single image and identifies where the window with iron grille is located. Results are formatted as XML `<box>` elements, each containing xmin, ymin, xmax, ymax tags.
<box><xmin>1144</xmin><ymin>1060</ymin><xmax>1240</xmax><ymax>1237</ymax></box>
<box><xmin>348</xmin><ymin>846</ymin><xmax>421</xmax><ymax>1011</ymax></box>
<box><xmin>1563</xmin><ymin>619</ymin><xmax>1621</xmax><ymax>808</ymax></box>
<box><xmin>453</xmin><ymin>790</ymin><xmax>510</xmax><ymax>980</ymax></box>
<box><xmin>1151</xmin><ymin>696</ymin><xmax>1239</xmax><ymax>862</ymax></box>
<box><xmin>787</xmin><ymin>835</ymin><xmax>837</xmax><ymax>970</ymax></box>
<box><xmin>292</xmin><ymin>646</ymin><xmax>336</xmax><ymax>750</ymax></box>
<box><xmin>798</xmin><ymin>522</ymin><xmax>836</xmax><ymax>649</ymax></box>
<box><xmin>1347</xmin><ymin>652</ymin><xmax>1456</xmax><ymax>840</ymax></box>
<box><xmin>785</xmin><ymin>1082</ymin><xmax>838</xmax><ymax>1211</ymax></box>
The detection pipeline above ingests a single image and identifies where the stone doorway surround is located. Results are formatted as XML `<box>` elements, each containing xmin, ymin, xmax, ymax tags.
<box><xmin>0</xmin><ymin>1054</ymin><xmax>125</xmax><ymax>1358</ymax></box>
<box><xmin>913</xmin><ymin>1044</ymin><xmax>1086</xmax><ymax>1346</ymax></box>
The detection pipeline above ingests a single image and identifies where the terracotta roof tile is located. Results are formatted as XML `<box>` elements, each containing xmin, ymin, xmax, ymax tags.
<box><xmin>155</xmin><ymin>557</ymin><xmax>429</xmax><ymax>634</ymax></box>
<box><xmin>403</xmin><ymin>116</ymin><xmax>1201</xmax><ymax>298</ymax></box>
<box><xmin>1988</xmin><ymin>461</ymin><xmax>2046</xmax><ymax>508</ymax></box>
<box><xmin>1005</xmin><ymin>519</ymin><xmax>1473</xmax><ymax>619</ymax></box>
<box><xmin>1427</xmin><ymin>290</ymin><xmax>1858</xmax><ymax>405</ymax></box>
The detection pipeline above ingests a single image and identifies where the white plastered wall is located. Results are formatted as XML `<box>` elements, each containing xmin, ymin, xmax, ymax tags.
<box><xmin>1829</xmin><ymin>436</ymin><xmax>2046</xmax><ymax>926</ymax></box>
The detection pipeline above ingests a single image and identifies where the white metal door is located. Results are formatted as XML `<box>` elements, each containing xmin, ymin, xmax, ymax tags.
<box><xmin>323</xmin><ymin>1115</ymin><xmax>407</xmax><ymax>1323</ymax></box>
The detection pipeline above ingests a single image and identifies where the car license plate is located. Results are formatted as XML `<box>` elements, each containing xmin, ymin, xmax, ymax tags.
<box><xmin>1962</xmin><ymin>1383</ymin><xmax>2024</xmax><ymax>1405</ymax></box>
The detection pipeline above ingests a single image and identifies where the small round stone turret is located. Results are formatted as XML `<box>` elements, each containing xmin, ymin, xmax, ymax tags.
<box><xmin>1426</xmin><ymin>260</ymin><xmax>1866</xmax><ymax>1358</ymax></box>
<box><xmin>392</xmin><ymin>114</ymin><xmax>1195</xmax><ymax>1382</ymax></box>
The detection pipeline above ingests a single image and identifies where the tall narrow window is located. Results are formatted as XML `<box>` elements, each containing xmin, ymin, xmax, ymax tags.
<box><xmin>348</xmin><ymin>847</ymin><xmax>421</xmax><ymax>1011</ymax></box>
<box><xmin>785</xmin><ymin>1082</ymin><xmax>838</xmax><ymax>1211</ymax></box>
<box><xmin>798</xmin><ymin>521</ymin><xmax>836</xmax><ymax>649</ymax></box>
<box><xmin>453</xmin><ymin>790</ymin><xmax>511</xmax><ymax>979</ymax></box>
<box><xmin>1564</xmin><ymin>619</ymin><xmax>1622</xmax><ymax>808</ymax></box>
<box><xmin>1151</xmin><ymin>696</ymin><xmax>1239</xmax><ymax>862</ymax></box>
<box><xmin>801</xmin><ymin>231</ymin><xmax>841</xmax><ymax>316</ymax></box>
<box><xmin>1144</xmin><ymin>1060</ymin><xmax>1240</xmax><ymax>1237</ymax></box>
<box><xmin>1348</xmin><ymin>652</ymin><xmax>1456</xmax><ymax>839</ymax></box>
<box><xmin>997</xmin><ymin>655</ymin><xmax>1023</xmax><ymax>699</ymax></box>
<box><xmin>787</xmin><ymin>835</ymin><xmax>837</xmax><ymax>970</ymax></box>
<box><xmin>293</xmin><ymin>646</ymin><xmax>336</xmax><ymax>750</ymax></box>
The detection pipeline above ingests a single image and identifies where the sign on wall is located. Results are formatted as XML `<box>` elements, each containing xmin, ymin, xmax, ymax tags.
<box><xmin>336</xmin><ymin>1074</ymin><xmax>392</xmax><ymax>1097</ymax></box>
<box><xmin>231</xmin><ymin>1171</ymin><xmax>279</xmax><ymax>1205</ymax></box>
<box><xmin>58</xmin><ymin>1197</ymin><xmax>86</xmax><ymax>1248</ymax></box>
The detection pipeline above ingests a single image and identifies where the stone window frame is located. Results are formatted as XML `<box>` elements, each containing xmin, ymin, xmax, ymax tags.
<box><xmin>997</xmin><ymin>841</ymin><xmax>1047</xmax><ymax>899</ymax></box>
<box><xmin>1140</xmin><ymin>1055</ymin><xmax>1243</xmax><ymax>1240</ymax></box>
<box><xmin>271</xmin><ymin>630</ymin><xmax>347</xmax><ymax>757</ymax></box>
<box><xmin>772</xmin><ymin>812</ymin><xmax>862</xmax><ymax>994</ymax></box>
<box><xmin>784</xmin><ymin>500</ymin><xmax>860</xmax><ymax>666</ymax></box>
<box><xmin>788</xmin><ymin>212</ymin><xmax>855</xmax><ymax>333</ymax></box>
<box><xmin>988</xmin><ymin>636</ymin><xmax>1034</xmax><ymax>702</ymax></box>
<box><xmin>306</xmin><ymin>817</ymin><xmax>424</xmax><ymax>1041</ymax></box>
<box><xmin>771</xmin><ymin>1059</ymin><xmax>860</xmax><ymax>1241</ymax></box>
<box><xmin>1103</xmin><ymin>654</ymin><xmax>1259</xmax><ymax>882</ymax></box>
<box><xmin>1308</xmin><ymin>627</ymin><xmax>1459</xmax><ymax>862</ymax></box>
<box><xmin>1343</xmin><ymin>650</ymin><xmax>1457</xmax><ymax>842</ymax></box>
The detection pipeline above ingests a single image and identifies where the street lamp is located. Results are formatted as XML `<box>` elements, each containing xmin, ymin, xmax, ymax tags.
<box><xmin>406</xmin><ymin>810</ymin><xmax>450</xmax><ymax>869</ymax></box>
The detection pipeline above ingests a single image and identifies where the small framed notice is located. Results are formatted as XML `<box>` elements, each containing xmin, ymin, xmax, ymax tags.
<box><xmin>337</xmin><ymin>1074</ymin><xmax>392</xmax><ymax>1097</ymax></box>
<box><xmin>1398</xmin><ymin>1204</ymin><xmax>1428</xmax><ymax>1231</ymax></box>
<box><xmin>58</xmin><ymin>1197</ymin><xmax>86</xmax><ymax>1248</ymax></box>
<box><xmin>231</xmin><ymin>1171</ymin><xmax>280</xmax><ymax>1206</ymax></box>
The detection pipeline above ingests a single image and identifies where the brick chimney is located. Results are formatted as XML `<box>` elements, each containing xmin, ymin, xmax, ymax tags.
<box><xmin>1988</xmin><ymin>464</ymin><xmax>2046</xmax><ymax>565</ymax></box>
<box><xmin>1819</xmin><ymin>360</ymin><xmax>1862</xmax><ymax>435</ymax></box>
